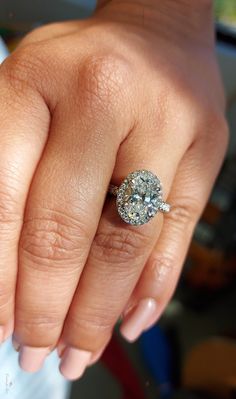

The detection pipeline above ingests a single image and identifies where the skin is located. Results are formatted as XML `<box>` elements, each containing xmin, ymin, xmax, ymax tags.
<box><xmin>0</xmin><ymin>0</ymin><xmax>228</xmax><ymax>379</ymax></box>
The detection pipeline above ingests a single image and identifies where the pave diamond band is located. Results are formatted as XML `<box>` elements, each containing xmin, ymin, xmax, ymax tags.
<box><xmin>108</xmin><ymin>170</ymin><xmax>171</xmax><ymax>226</ymax></box>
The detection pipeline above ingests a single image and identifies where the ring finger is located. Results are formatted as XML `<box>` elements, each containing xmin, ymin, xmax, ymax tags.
<box><xmin>57</xmin><ymin>120</ymin><xmax>191</xmax><ymax>380</ymax></box>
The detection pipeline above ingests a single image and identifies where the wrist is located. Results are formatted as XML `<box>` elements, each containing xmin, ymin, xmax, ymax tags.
<box><xmin>96</xmin><ymin>0</ymin><xmax>215</xmax><ymax>47</ymax></box>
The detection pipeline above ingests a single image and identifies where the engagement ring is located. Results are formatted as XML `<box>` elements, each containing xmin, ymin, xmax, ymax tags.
<box><xmin>108</xmin><ymin>170</ymin><xmax>171</xmax><ymax>226</ymax></box>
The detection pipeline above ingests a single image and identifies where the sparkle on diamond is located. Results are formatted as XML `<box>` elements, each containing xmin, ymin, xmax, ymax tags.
<box><xmin>117</xmin><ymin>170</ymin><xmax>163</xmax><ymax>225</ymax></box>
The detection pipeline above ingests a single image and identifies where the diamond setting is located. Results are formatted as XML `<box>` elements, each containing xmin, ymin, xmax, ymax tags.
<box><xmin>116</xmin><ymin>170</ymin><xmax>165</xmax><ymax>226</ymax></box>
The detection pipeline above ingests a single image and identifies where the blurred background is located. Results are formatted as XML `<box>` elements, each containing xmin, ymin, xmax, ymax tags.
<box><xmin>0</xmin><ymin>1</ymin><xmax>236</xmax><ymax>399</ymax></box>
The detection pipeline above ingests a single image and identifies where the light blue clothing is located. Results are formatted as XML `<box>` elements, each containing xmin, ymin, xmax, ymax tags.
<box><xmin>0</xmin><ymin>36</ymin><xmax>8</xmax><ymax>63</ymax></box>
<box><xmin>0</xmin><ymin>337</ymin><xmax>71</xmax><ymax>399</ymax></box>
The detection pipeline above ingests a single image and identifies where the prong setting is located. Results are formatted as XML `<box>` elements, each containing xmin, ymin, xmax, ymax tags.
<box><xmin>113</xmin><ymin>170</ymin><xmax>170</xmax><ymax>226</ymax></box>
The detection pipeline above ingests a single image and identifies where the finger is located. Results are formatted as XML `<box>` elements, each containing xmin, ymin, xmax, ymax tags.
<box><xmin>13</xmin><ymin>57</ymin><xmax>132</xmax><ymax>373</ymax></box>
<box><xmin>0</xmin><ymin>59</ymin><xmax>50</xmax><ymax>343</ymax></box>
<box><xmin>120</xmin><ymin>118</ymin><xmax>228</xmax><ymax>342</ymax></box>
<box><xmin>57</xmin><ymin>117</ymin><xmax>192</xmax><ymax>380</ymax></box>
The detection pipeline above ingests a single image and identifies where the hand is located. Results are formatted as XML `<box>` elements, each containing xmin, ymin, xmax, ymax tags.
<box><xmin>0</xmin><ymin>0</ymin><xmax>228</xmax><ymax>380</ymax></box>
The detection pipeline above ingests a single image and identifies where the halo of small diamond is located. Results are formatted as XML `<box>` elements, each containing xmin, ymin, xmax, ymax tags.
<box><xmin>116</xmin><ymin>170</ymin><xmax>164</xmax><ymax>226</ymax></box>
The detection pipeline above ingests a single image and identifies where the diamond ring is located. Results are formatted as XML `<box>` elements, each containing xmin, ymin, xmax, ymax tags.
<box><xmin>108</xmin><ymin>170</ymin><xmax>171</xmax><ymax>226</ymax></box>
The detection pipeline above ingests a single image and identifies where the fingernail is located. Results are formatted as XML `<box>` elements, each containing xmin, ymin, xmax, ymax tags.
<box><xmin>120</xmin><ymin>298</ymin><xmax>158</xmax><ymax>342</ymax></box>
<box><xmin>59</xmin><ymin>347</ymin><xmax>92</xmax><ymax>380</ymax></box>
<box><xmin>19</xmin><ymin>346</ymin><xmax>50</xmax><ymax>372</ymax></box>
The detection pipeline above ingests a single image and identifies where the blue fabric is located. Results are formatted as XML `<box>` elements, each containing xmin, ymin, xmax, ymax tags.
<box><xmin>140</xmin><ymin>325</ymin><xmax>173</xmax><ymax>398</ymax></box>
<box><xmin>0</xmin><ymin>337</ymin><xmax>71</xmax><ymax>399</ymax></box>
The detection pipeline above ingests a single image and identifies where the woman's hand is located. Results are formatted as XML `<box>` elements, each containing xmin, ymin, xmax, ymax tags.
<box><xmin>0</xmin><ymin>0</ymin><xmax>228</xmax><ymax>380</ymax></box>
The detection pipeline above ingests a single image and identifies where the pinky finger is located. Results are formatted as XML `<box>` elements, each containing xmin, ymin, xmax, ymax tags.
<box><xmin>120</xmin><ymin>124</ymin><xmax>228</xmax><ymax>342</ymax></box>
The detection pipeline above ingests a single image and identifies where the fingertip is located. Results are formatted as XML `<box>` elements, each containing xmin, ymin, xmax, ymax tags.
<box><xmin>18</xmin><ymin>346</ymin><xmax>50</xmax><ymax>373</ymax></box>
<box><xmin>59</xmin><ymin>347</ymin><xmax>92</xmax><ymax>380</ymax></box>
<box><xmin>120</xmin><ymin>298</ymin><xmax>158</xmax><ymax>342</ymax></box>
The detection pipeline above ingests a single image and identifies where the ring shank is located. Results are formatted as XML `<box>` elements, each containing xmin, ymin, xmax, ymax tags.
<box><xmin>108</xmin><ymin>184</ymin><xmax>119</xmax><ymax>196</ymax></box>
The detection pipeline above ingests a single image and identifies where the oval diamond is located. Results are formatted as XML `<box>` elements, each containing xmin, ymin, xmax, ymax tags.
<box><xmin>116</xmin><ymin>170</ymin><xmax>163</xmax><ymax>225</ymax></box>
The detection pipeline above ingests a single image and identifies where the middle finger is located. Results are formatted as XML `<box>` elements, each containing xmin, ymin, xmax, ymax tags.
<box><xmin>13</xmin><ymin>89</ymin><xmax>129</xmax><ymax>372</ymax></box>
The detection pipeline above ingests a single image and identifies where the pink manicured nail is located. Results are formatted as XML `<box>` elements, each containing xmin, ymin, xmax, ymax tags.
<box><xmin>120</xmin><ymin>298</ymin><xmax>158</xmax><ymax>342</ymax></box>
<box><xmin>19</xmin><ymin>346</ymin><xmax>50</xmax><ymax>372</ymax></box>
<box><xmin>59</xmin><ymin>347</ymin><xmax>92</xmax><ymax>380</ymax></box>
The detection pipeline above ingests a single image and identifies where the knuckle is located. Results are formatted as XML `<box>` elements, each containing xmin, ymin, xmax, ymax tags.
<box><xmin>149</xmin><ymin>253</ymin><xmax>176</xmax><ymax>285</ymax></box>
<box><xmin>210</xmin><ymin>112</ymin><xmax>229</xmax><ymax>147</ymax></box>
<box><xmin>19</xmin><ymin>23</ymin><xmax>62</xmax><ymax>45</ymax></box>
<box><xmin>68</xmin><ymin>310</ymin><xmax>112</xmax><ymax>336</ymax></box>
<box><xmin>19</xmin><ymin>207</ymin><xmax>89</xmax><ymax>268</ymax></box>
<box><xmin>1</xmin><ymin>45</ymin><xmax>45</xmax><ymax>92</ymax></box>
<box><xmin>149</xmin><ymin>254</ymin><xmax>179</xmax><ymax>303</ymax></box>
<box><xmin>77</xmin><ymin>53</ymin><xmax>131</xmax><ymax>110</ymax></box>
<box><xmin>205</xmin><ymin>107</ymin><xmax>228</xmax><ymax>133</ymax></box>
<box><xmin>92</xmin><ymin>227</ymin><xmax>150</xmax><ymax>264</ymax></box>
<box><xmin>16</xmin><ymin>312</ymin><xmax>62</xmax><ymax>337</ymax></box>
<box><xmin>197</xmin><ymin>108</ymin><xmax>229</xmax><ymax>158</ymax></box>
<box><xmin>165</xmin><ymin>200</ymin><xmax>200</xmax><ymax>232</ymax></box>
<box><xmin>198</xmin><ymin>104</ymin><xmax>229</xmax><ymax>137</ymax></box>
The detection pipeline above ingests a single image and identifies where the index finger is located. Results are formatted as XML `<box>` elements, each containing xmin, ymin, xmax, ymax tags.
<box><xmin>0</xmin><ymin>54</ymin><xmax>50</xmax><ymax>343</ymax></box>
